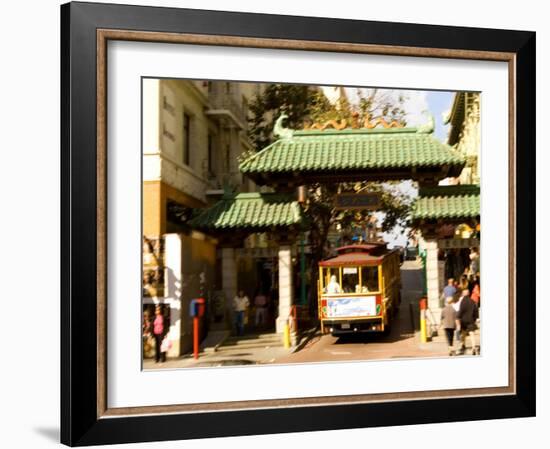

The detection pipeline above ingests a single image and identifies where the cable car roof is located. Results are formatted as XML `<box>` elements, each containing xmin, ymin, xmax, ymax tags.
<box><xmin>319</xmin><ymin>252</ymin><xmax>386</xmax><ymax>267</ymax></box>
<box><xmin>320</xmin><ymin>244</ymin><xmax>396</xmax><ymax>267</ymax></box>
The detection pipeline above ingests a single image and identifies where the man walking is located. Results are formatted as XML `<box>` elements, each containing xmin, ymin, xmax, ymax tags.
<box><xmin>440</xmin><ymin>278</ymin><xmax>457</xmax><ymax>308</ymax></box>
<box><xmin>233</xmin><ymin>290</ymin><xmax>250</xmax><ymax>336</ymax></box>
<box><xmin>456</xmin><ymin>289</ymin><xmax>479</xmax><ymax>355</ymax></box>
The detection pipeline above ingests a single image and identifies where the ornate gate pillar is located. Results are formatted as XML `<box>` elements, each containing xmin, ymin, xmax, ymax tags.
<box><xmin>425</xmin><ymin>238</ymin><xmax>441</xmax><ymax>324</ymax></box>
<box><xmin>164</xmin><ymin>233</ymin><xmax>183</xmax><ymax>357</ymax></box>
<box><xmin>276</xmin><ymin>244</ymin><xmax>294</xmax><ymax>333</ymax></box>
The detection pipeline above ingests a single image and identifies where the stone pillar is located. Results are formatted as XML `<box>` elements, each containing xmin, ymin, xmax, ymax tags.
<box><xmin>276</xmin><ymin>245</ymin><xmax>294</xmax><ymax>333</ymax></box>
<box><xmin>221</xmin><ymin>247</ymin><xmax>237</xmax><ymax>322</ymax></box>
<box><xmin>425</xmin><ymin>238</ymin><xmax>441</xmax><ymax>325</ymax></box>
<box><xmin>164</xmin><ymin>234</ymin><xmax>182</xmax><ymax>357</ymax></box>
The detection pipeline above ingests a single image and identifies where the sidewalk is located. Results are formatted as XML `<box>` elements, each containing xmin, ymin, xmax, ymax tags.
<box><xmin>143</xmin><ymin>331</ymin><xmax>292</xmax><ymax>370</ymax></box>
<box><xmin>426</xmin><ymin>325</ymin><xmax>481</xmax><ymax>355</ymax></box>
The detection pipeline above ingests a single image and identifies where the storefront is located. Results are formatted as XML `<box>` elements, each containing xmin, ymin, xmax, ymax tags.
<box><xmin>412</xmin><ymin>185</ymin><xmax>480</xmax><ymax>320</ymax></box>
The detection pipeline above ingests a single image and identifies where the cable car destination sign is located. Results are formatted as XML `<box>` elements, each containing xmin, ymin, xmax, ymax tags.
<box><xmin>334</xmin><ymin>192</ymin><xmax>382</xmax><ymax>210</ymax></box>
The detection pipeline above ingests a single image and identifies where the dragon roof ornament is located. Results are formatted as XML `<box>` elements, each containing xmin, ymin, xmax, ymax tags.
<box><xmin>303</xmin><ymin>112</ymin><xmax>405</xmax><ymax>131</ymax></box>
<box><xmin>273</xmin><ymin>113</ymin><xmax>294</xmax><ymax>139</ymax></box>
<box><xmin>416</xmin><ymin>112</ymin><xmax>435</xmax><ymax>134</ymax></box>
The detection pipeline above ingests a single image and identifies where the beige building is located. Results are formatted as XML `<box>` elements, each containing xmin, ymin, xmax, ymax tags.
<box><xmin>446</xmin><ymin>92</ymin><xmax>481</xmax><ymax>185</ymax></box>
<box><xmin>142</xmin><ymin>79</ymin><xmax>262</xmax><ymax>356</ymax></box>
<box><xmin>416</xmin><ymin>91</ymin><xmax>481</xmax><ymax>325</ymax></box>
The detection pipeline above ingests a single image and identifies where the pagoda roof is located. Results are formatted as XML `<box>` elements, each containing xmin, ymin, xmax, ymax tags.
<box><xmin>239</xmin><ymin>114</ymin><xmax>465</xmax><ymax>186</ymax></box>
<box><xmin>189</xmin><ymin>192</ymin><xmax>304</xmax><ymax>233</ymax></box>
<box><xmin>411</xmin><ymin>185</ymin><xmax>480</xmax><ymax>220</ymax></box>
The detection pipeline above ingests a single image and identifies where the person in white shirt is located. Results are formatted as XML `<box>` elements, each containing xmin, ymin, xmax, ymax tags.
<box><xmin>233</xmin><ymin>290</ymin><xmax>250</xmax><ymax>336</ymax></box>
<box><xmin>326</xmin><ymin>275</ymin><xmax>341</xmax><ymax>294</ymax></box>
<box><xmin>452</xmin><ymin>289</ymin><xmax>466</xmax><ymax>312</ymax></box>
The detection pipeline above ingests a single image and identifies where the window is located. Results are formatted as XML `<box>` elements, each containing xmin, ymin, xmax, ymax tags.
<box><xmin>360</xmin><ymin>266</ymin><xmax>380</xmax><ymax>292</ymax></box>
<box><xmin>241</xmin><ymin>96</ymin><xmax>248</xmax><ymax>117</ymax></box>
<box><xmin>225</xmin><ymin>144</ymin><xmax>231</xmax><ymax>172</ymax></box>
<box><xmin>183</xmin><ymin>112</ymin><xmax>191</xmax><ymax>165</ymax></box>
<box><xmin>341</xmin><ymin>267</ymin><xmax>359</xmax><ymax>293</ymax></box>
<box><xmin>323</xmin><ymin>267</ymin><xmax>341</xmax><ymax>294</ymax></box>
<box><xmin>207</xmin><ymin>134</ymin><xmax>213</xmax><ymax>174</ymax></box>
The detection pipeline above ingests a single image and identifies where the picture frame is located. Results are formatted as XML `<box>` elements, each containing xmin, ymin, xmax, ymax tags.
<box><xmin>60</xmin><ymin>1</ymin><xmax>535</xmax><ymax>446</ymax></box>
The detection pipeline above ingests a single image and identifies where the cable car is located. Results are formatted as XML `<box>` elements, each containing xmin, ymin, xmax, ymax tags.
<box><xmin>318</xmin><ymin>243</ymin><xmax>401</xmax><ymax>335</ymax></box>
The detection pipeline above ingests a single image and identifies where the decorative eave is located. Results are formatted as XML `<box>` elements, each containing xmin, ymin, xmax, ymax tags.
<box><xmin>240</xmin><ymin>113</ymin><xmax>464</xmax><ymax>186</ymax></box>
<box><xmin>189</xmin><ymin>192</ymin><xmax>305</xmax><ymax>235</ymax></box>
<box><xmin>445</xmin><ymin>92</ymin><xmax>481</xmax><ymax>147</ymax></box>
<box><xmin>411</xmin><ymin>184</ymin><xmax>480</xmax><ymax>221</ymax></box>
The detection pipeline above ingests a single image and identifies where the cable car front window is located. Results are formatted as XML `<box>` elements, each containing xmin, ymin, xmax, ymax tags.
<box><xmin>342</xmin><ymin>266</ymin><xmax>359</xmax><ymax>293</ymax></box>
<box><xmin>360</xmin><ymin>266</ymin><xmax>380</xmax><ymax>292</ymax></box>
<box><xmin>324</xmin><ymin>267</ymin><xmax>341</xmax><ymax>294</ymax></box>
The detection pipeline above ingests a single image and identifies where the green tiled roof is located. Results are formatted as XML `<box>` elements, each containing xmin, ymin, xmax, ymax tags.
<box><xmin>190</xmin><ymin>192</ymin><xmax>303</xmax><ymax>231</ymax></box>
<box><xmin>239</xmin><ymin>128</ymin><xmax>465</xmax><ymax>175</ymax></box>
<box><xmin>418</xmin><ymin>184</ymin><xmax>480</xmax><ymax>197</ymax></box>
<box><xmin>412</xmin><ymin>185</ymin><xmax>480</xmax><ymax>220</ymax></box>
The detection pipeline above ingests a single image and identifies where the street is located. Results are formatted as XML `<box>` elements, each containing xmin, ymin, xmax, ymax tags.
<box><xmin>143</xmin><ymin>259</ymin><xmax>479</xmax><ymax>370</ymax></box>
<box><xmin>275</xmin><ymin>259</ymin><xmax>453</xmax><ymax>364</ymax></box>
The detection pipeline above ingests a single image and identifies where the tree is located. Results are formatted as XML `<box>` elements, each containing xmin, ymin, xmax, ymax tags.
<box><xmin>308</xmin><ymin>88</ymin><xmax>408</xmax><ymax>127</ymax></box>
<box><xmin>303</xmin><ymin>181</ymin><xmax>412</xmax><ymax>311</ymax></box>
<box><xmin>248</xmin><ymin>84</ymin><xmax>331</xmax><ymax>150</ymax></box>
<box><xmin>248</xmin><ymin>85</ymin><xmax>413</xmax><ymax>313</ymax></box>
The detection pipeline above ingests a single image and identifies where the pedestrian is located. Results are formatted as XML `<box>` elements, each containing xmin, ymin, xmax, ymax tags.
<box><xmin>440</xmin><ymin>278</ymin><xmax>457</xmax><ymax>308</ymax></box>
<box><xmin>142</xmin><ymin>309</ymin><xmax>154</xmax><ymax>358</ymax></box>
<box><xmin>254</xmin><ymin>290</ymin><xmax>268</xmax><ymax>328</ymax></box>
<box><xmin>456</xmin><ymin>289</ymin><xmax>479</xmax><ymax>355</ymax></box>
<box><xmin>326</xmin><ymin>275</ymin><xmax>341</xmax><ymax>294</ymax></box>
<box><xmin>233</xmin><ymin>290</ymin><xmax>250</xmax><ymax>336</ymax></box>
<box><xmin>142</xmin><ymin>310</ymin><xmax>152</xmax><ymax>337</ymax></box>
<box><xmin>452</xmin><ymin>292</ymin><xmax>463</xmax><ymax>313</ymax></box>
<box><xmin>153</xmin><ymin>305</ymin><xmax>166</xmax><ymax>363</ymax></box>
<box><xmin>469</xmin><ymin>248</ymin><xmax>480</xmax><ymax>276</ymax></box>
<box><xmin>440</xmin><ymin>296</ymin><xmax>459</xmax><ymax>356</ymax></box>
<box><xmin>458</xmin><ymin>274</ymin><xmax>469</xmax><ymax>291</ymax></box>
<box><xmin>471</xmin><ymin>275</ymin><xmax>481</xmax><ymax>307</ymax></box>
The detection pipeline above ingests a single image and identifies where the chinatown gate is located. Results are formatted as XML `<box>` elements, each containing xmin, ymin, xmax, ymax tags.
<box><xmin>188</xmin><ymin>114</ymin><xmax>479</xmax><ymax>336</ymax></box>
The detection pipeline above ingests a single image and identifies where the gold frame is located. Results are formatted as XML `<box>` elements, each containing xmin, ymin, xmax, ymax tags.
<box><xmin>96</xmin><ymin>29</ymin><xmax>516</xmax><ymax>419</ymax></box>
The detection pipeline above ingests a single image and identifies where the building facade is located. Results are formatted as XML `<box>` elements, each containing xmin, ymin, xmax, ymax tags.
<box><xmin>142</xmin><ymin>79</ymin><xmax>264</xmax><ymax>356</ymax></box>
<box><xmin>415</xmin><ymin>92</ymin><xmax>481</xmax><ymax>324</ymax></box>
<box><xmin>446</xmin><ymin>92</ymin><xmax>481</xmax><ymax>185</ymax></box>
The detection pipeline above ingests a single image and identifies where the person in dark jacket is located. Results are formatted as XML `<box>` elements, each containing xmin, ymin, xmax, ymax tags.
<box><xmin>456</xmin><ymin>289</ymin><xmax>479</xmax><ymax>355</ymax></box>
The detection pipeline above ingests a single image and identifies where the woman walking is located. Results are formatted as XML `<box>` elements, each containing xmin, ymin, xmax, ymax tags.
<box><xmin>153</xmin><ymin>305</ymin><xmax>166</xmax><ymax>363</ymax></box>
<box><xmin>440</xmin><ymin>296</ymin><xmax>459</xmax><ymax>356</ymax></box>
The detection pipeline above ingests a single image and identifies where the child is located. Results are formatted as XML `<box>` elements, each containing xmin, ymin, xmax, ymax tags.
<box><xmin>440</xmin><ymin>296</ymin><xmax>459</xmax><ymax>356</ymax></box>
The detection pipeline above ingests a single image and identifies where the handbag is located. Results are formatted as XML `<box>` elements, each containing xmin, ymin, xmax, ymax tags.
<box><xmin>161</xmin><ymin>337</ymin><xmax>172</xmax><ymax>353</ymax></box>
